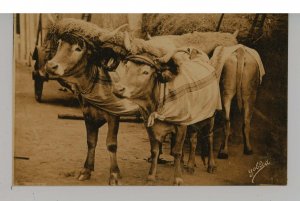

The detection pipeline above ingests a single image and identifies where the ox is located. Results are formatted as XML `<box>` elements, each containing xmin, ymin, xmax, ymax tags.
<box><xmin>113</xmin><ymin>46</ymin><xmax>221</xmax><ymax>185</ymax></box>
<box><xmin>43</xmin><ymin>19</ymin><xmax>140</xmax><ymax>185</ymax></box>
<box><xmin>107</xmin><ymin>30</ymin><xmax>237</xmax><ymax>160</ymax></box>
<box><xmin>210</xmin><ymin>45</ymin><xmax>265</xmax><ymax>158</ymax></box>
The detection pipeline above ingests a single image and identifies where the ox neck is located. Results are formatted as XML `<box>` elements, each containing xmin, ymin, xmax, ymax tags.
<box><xmin>131</xmin><ymin>81</ymin><xmax>160</xmax><ymax>119</ymax></box>
<box><xmin>64</xmin><ymin>62</ymin><xmax>98</xmax><ymax>95</ymax></box>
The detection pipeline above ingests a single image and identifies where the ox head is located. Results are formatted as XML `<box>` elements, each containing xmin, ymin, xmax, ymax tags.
<box><xmin>113</xmin><ymin>58</ymin><xmax>157</xmax><ymax>99</ymax></box>
<box><xmin>45</xmin><ymin>35</ymin><xmax>88</xmax><ymax>76</ymax></box>
<box><xmin>45</xmin><ymin>24</ymin><xmax>128</xmax><ymax>78</ymax></box>
<box><xmin>113</xmin><ymin>50</ymin><xmax>186</xmax><ymax>100</ymax></box>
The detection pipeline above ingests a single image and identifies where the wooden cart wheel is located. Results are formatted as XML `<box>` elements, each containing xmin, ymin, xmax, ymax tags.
<box><xmin>33</xmin><ymin>71</ymin><xmax>44</xmax><ymax>102</ymax></box>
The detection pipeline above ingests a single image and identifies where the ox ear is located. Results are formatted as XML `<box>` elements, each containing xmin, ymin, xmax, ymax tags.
<box><xmin>124</xmin><ymin>31</ymin><xmax>132</xmax><ymax>52</ymax></box>
<box><xmin>190</xmin><ymin>48</ymin><xmax>200</xmax><ymax>60</ymax></box>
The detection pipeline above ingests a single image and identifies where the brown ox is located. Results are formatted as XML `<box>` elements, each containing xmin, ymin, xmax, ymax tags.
<box><xmin>113</xmin><ymin>49</ymin><xmax>221</xmax><ymax>185</ymax></box>
<box><xmin>43</xmin><ymin>20</ymin><xmax>140</xmax><ymax>185</ymax></box>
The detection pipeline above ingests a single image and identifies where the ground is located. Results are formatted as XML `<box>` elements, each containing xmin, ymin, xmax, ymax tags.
<box><xmin>14</xmin><ymin>62</ymin><xmax>286</xmax><ymax>186</ymax></box>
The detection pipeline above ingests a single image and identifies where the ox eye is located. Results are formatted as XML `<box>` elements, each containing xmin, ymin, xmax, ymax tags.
<box><xmin>75</xmin><ymin>47</ymin><xmax>82</xmax><ymax>52</ymax></box>
<box><xmin>57</xmin><ymin>40</ymin><xmax>62</xmax><ymax>47</ymax></box>
<box><xmin>142</xmin><ymin>71</ymin><xmax>149</xmax><ymax>75</ymax></box>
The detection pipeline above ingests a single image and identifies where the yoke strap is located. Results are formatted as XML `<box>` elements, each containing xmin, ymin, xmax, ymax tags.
<box><xmin>125</xmin><ymin>55</ymin><xmax>161</xmax><ymax>72</ymax></box>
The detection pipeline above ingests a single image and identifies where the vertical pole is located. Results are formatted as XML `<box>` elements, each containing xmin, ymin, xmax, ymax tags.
<box><xmin>216</xmin><ymin>14</ymin><xmax>224</xmax><ymax>32</ymax></box>
<box><xmin>248</xmin><ymin>14</ymin><xmax>259</xmax><ymax>39</ymax></box>
<box><xmin>35</xmin><ymin>14</ymin><xmax>42</xmax><ymax>46</ymax></box>
<box><xmin>20</xmin><ymin>14</ymin><xmax>26</xmax><ymax>63</ymax></box>
<box><xmin>258</xmin><ymin>14</ymin><xmax>267</xmax><ymax>36</ymax></box>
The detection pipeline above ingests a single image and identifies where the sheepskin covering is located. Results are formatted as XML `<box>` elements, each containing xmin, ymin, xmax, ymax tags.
<box><xmin>46</xmin><ymin>18</ymin><xmax>112</xmax><ymax>50</ymax></box>
<box><xmin>81</xmin><ymin>68</ymin><xmax>140</xmax><ymax>116</ymax></box>
<box><xmin>147</xmin><ymin>31</ymin><xmax>238</xmax><ymax>55</ymax></box>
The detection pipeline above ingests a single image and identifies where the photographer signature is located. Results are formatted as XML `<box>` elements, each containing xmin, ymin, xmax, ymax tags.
<box><xmin>248</xmin><ymin>159</ymin><xmax>271</xmax><ymax>183</ymax></box>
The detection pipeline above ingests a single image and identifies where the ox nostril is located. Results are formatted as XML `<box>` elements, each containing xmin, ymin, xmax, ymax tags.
<box><xmin>119</xmin><ymin>87</ymin><xmax>125</xmax><ymax>93</ymax></box>
<box><xmin>46</xmin><ymin>61</ymin><xmax>58</xmax><ymax>71</ymax></box>
<box><xmin>51</xmin><ymin>65</ymin><xmax>58</xmax><ymax>70</ymax></box>
<box><xmin>113</xmin><ymin>85</ymin><xmax>125</xmax><ymax>96</ymax></box>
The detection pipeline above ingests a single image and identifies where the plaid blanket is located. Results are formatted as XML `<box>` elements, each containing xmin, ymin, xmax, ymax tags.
<box><xmin>81</xmin><ymin>68</ymin><xmax>140</xmax><ymax>116</ymax></box>
<box><xmin>148</xmin><ymin>44</ymin><xmax>265</xmax><ymax>126</ymax></box>
<box><xmin>148</xmin><ymin>54</ymin><xmax>222</xmax><ymax>126</ymax></box>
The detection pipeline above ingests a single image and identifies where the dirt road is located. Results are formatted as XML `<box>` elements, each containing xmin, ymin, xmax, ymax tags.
<box><xmin>14</xmin><ymin>63</ymin><xmax>286</xmax><ymax>186</ymax></box>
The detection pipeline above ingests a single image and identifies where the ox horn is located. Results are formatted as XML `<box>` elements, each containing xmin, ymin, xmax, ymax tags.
<box><xmin>156</xmin><ymin>48</ymin><xmax>190</xmax><ymax>64</ymax></box>
<box><xmin>124</xmin><ymin>31</ymin><xmax>132</xmax><ymax>51</ymax></box>
<box><xmin>99</xmin><ymin>24</ymin><xmax>129</xmax><ymax>42</ymax></box>
<box><xmin>146</xmin><ymin>32</ymin><xmax>152</xmax><ymax>40</ymax></box>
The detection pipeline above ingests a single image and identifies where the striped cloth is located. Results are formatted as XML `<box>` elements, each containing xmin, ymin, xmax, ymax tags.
<box><xmin>81</xmin><ymin>68</ymin><xmax>140</xmax><ymax>116</ymax></box>
<box><xmin>148</xmin><ymin>53</ymin><xmax>222</xmax><ymax>126</ymax></box>
<box><xmin>147</xmin><ymin>44</ymin><xmax>265</xmax><ymax>126</ymax></box>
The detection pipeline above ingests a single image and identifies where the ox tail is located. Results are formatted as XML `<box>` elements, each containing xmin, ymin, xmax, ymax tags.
<box><xmin>236</xmin><ymin>47</ymin><xmax>245</xmax><ymax>112</ymax></box>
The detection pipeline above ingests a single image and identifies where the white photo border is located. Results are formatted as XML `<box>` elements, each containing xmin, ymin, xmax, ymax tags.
<box><xmin>1</xmin><ymin>12</ymin><xmax>299</xmax><ymax>201</ymax></box>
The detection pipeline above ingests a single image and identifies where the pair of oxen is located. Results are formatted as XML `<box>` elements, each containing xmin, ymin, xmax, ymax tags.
<box><xmin>42</xmin><ymin>18</ymin><xmax>264</xmax><ymax>185</ymax></box>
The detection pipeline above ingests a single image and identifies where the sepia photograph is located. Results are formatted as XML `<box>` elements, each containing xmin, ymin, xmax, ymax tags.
<box><xmin>13</xmin><ymin>13</ymin><xmax>287</xmax><ymax>186</ymax></box>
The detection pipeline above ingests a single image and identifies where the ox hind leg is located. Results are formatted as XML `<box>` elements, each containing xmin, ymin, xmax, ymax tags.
<box><xmin>241</xmin><ymin>54</ymin><xmax>259</xmax><ymax>155</ymax></box>
<box><xmin>206</xmin><ymin>116</ymin><xmax>217</xmax><ymax>173</ymax></box>
<box><xmin>218</xmin><ymin>92</ymin><xmax>235</xmax><ymax>159</ymax></box>
<box><xmin>242</xmin><ymin>93</ymin><xmax>257</xmax><ymax>155</ymax></box>
<box><xmin>79</xmin><ymin>118</ymin><xmax>106</xmax><ymax>181</ymax></box>
<box><xmin>105</xmin><ymin>114</ymin><xmax>122</xmax><ymax>185</ymax></box>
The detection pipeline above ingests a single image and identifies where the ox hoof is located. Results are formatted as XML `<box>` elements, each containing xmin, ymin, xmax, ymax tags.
<box><xmin>147</xmin><ymin>157</ymin><xmax>170</xmax><ymax>164</ymax></box>
<box><xmin>173</xmin><ymin>177</ymin><xmax>184</xmax><ymax>186</ymax></box>
<box><xmin>244</xmin><ymin>148</ymin><xmax>253</xmax><ymax>155</ymax></box>
<box><xmin>78</xmin><ymin>169</ymin><xmax>91</xmax><ymax>181</ymax></box>
<box><xmin>217</xmin><ymin>148</ymin><xmax>229</xmax><ymax>159</ymax></box>
<box><xmin>147</xmin><ymin>174</ymin><xmax>156</xmax><ymax>182</ymax></box>
<box><xmin>207</xmin><ymin>165</ymin><xmax>217</xmax><ymax>173</ymax></box>
<box><xmin>109</xmin><ymin>173</ymin><xmax>121</xmax><ymax>185</ymax></box>
<box><xmin>186</xmin><ymin>166</ymin><xmax>195</xmax><ymax>175</ymax></box>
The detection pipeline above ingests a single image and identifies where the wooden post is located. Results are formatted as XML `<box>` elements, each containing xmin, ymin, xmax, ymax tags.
<box><xmin>216</xmin><ymin>14</ymin><xmax>224</xmax><ymax>32</ymax></box>
<box><xmin>20</xmin><ymin>14</ymin><xmax>26</xmax><ymax>63</ymax></box>
<box><xmin>248</xmin><ymin>14</ymin><xmax>259</xmax><ymax>39</ymax></box>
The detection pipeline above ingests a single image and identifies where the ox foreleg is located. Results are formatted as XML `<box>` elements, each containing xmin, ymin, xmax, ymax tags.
<box><xmin>186</xmin><ymin>128</ymin><xmax>197</xmax><ymax>174</ymax></box>
<box><xmin>147</xmin><ymin>138</ymin><xmax>160</xmax><ymax>182</ymax></box>
<box><xmin>78</xmin><ymin>121</ymin><xmax>99</xmax><ymax>181</ymax></box>
<box><xmin>106</xmin><ymin>115</ymin><xmax>121</xmax><ymax>185</ymax></box>
<box><xmin>172</xmin><ymin>125</ymin><xmax>187</xmax><ymax>185</ymax></box>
